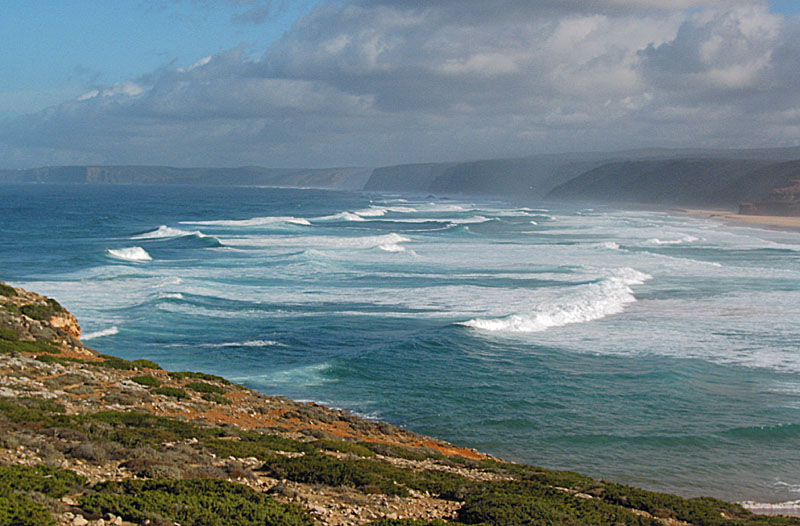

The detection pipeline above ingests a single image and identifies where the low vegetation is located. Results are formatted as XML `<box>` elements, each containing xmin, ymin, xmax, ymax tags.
<box><xmin>130</xmin><ymin>375</ymin><xmax>162</xmax><ymax>387</ymax></box>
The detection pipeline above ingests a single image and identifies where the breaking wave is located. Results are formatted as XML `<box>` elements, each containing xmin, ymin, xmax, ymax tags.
<box><xmin>644</xmin><ymin>235</ymin><xmax>699</xmax><ymax>245</ymax></box>
<box><xmin>460</xmin><ymin>268</ymin><xmax>651</xmax><ymax>333</ymax></box>
<box><xmin>107</xmin><ymin>247</ymin><xmax>152</xmax><ymax>262</ymax></box>
<box><xmin>180</xmin><ymin>216</ymin><xmax>311</xmax><ymax>227</ymax></box>
<box><xmin>132</xmin><ymin>225</ymin><xmax>207</xmax><ymax>240</ymax></box>
<box><xmin>82</xmin><ymin>326</ymin><xmax>119</xmax><ymax>340</ymax></box>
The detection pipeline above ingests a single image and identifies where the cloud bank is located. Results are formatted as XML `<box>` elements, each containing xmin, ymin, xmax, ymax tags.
<box><xmin>2</xmin><ymin>0</ymin><xmax>799</xmax><ymax>168</ymax></box>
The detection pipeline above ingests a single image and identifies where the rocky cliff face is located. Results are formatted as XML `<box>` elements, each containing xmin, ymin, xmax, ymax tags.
<box><xmin>0</xmin><ymin>282</ymin><xmax>87</xmax><ymax>353</ymax></box>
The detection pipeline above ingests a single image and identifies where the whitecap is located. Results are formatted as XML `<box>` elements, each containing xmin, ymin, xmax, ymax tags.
<box><xmin>160</xmin><ymin>293</ymin><xmax>184</xmax><ymax>300</ymax></box>
<box><xmin>459</xmin><ymin>268</ymin><xmax>651</xmax><ymax>333</ymax></box>
<box><xmin>379</xmin><ymin>244</ymin><xmax>406</xmax><ymax>252</ymax></box>
<box><xmin>132</xmin><ymin>225</ymin><xmax>207</xmax><ymax>240</ymax></box>
<box><xmin>740</xmin><ymin>500</ymin><xmax>800</xmax><ymax>513</ymax></box>
<box><xmin>83</xmin><ymin>326</ymin><xmax>119</xmax><ymax>340</ymax></box>
<box><xmin>354</xmin><ymin>206</ymin><xmax>388</xmax><ymax>217</ymax></box>
<box><xmin>221</xmin><ymin>232</ymin><xmax>411</xmax><ymax>250</ymax></box>
<box><xmin>211</xmin><ymin>339</ymin><xmax>285</xmax><ymax>348</ymax></box>
<box><xmin>644</xmin><ymin>235</ymin><xmax>699</xmax><ymax>245</ymax></box>
<box><xmin>180</xmin><ymin>216</ymin><xmax>310</xmax><ymax>227</ymax></box>
<box><xmin>107</xmin><ymin>247</ymin><xmax>152</xmax><ymax>262</ymax></box>
<box><xmin>314</xmin><ymin>212</ymin><xmax>366</xmax><ymax>221</ymax></box>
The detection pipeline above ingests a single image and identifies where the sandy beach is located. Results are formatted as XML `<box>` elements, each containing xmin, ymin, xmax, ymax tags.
<box><xmin>673</xmin><ymin>208</ymin><xmax>800</xmax><ymax>233</ymax></box>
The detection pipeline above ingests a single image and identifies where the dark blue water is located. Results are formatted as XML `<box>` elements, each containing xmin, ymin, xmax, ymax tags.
<box><xmin>2</xmin><ymin>183</ymin><xmax>799</xmax><ymax>507</ymax></box>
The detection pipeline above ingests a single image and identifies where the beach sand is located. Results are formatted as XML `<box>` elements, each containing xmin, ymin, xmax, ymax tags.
<box><xmin>673</xmin><ymin>208</ymin><xmax>800</xmax><ymax>233</ymax></box>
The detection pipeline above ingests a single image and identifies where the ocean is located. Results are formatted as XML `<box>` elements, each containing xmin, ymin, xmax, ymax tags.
<box><xmin>2</xmin><ymin>182</ymin><xmax>799</xmax><ymax>509</ymax></box>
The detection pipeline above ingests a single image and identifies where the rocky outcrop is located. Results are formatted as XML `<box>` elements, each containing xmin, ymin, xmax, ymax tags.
<box><xmin>0</xmin><ymin>282</ymin><xmax>87</xmax><ymax>353</ymax></box>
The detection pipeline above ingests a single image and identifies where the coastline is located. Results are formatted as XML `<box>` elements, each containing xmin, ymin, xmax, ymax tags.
<box><xmin>3</xmin><ymin>282</ymin><xmax>800</xmax><ymax>524</ymax></box>
<box><xmin>671</xmin><ymin>207</ymin><xmax>800</xmax><ymax>233</ymax></box>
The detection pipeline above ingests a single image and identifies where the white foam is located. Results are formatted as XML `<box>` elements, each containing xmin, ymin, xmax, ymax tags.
<box><xmin>379</xmin><ymin>244</ymin><xmax>406</xmax><ymax>252</ymax></box>
<box><xmin>82</xmin><ymin>326</ymin><xmax>119</xmax><ymax>340</ymax></box>
<box><xmin>221</xmin><ymin>232</ymin><xmax>411</xmax><ymax>250</ymax></box>
<box><xmin>740</xmin><ymin>500</ymin><xmax>800</xmax><ymax>513</ymax></box>
<box><xmin>107</xmin><ymin>247</ymin><xmax>152</xmax><ymax>261</ymax></box>
<box><xmin>354</xmin><ymin>206</ymin><xmax>388</xmax><ymax>217</ymax></box>
<box><xmin>644</xmin><ymin>235</ymin><xmax>699</xmax><ymax>245</ymax></box>
<box><xmin>132</xmin><ymin>225</ymin><xmax>206</xmax><ymax>240</ymax></box>
<box><xmin>460</xmin><ymin>268</ymin><xmax>651</xmax><ymax>333</ymax></box>
<box><xmin>212</xmin><ymin>339</ymin><xmax>285</xmax><ymax>348</ymax></box>
<box><xmin>600</xmin><ymin>242</ymin><xmax>620</xmax><ymax>250</ymax></box>
<box><xmin>160</xmin><ymin>293</ymin><xmax>184</xmax><ymax>300</ymax></box>
<box><xmin>315</xmin><ymin>212</ymin><xmax>366</xmax><ymax>221</ymax></box>
<box><xmin>180</xmin><ymin>216</ymin><xmax>310</xmax><ymax>227</ymax></box>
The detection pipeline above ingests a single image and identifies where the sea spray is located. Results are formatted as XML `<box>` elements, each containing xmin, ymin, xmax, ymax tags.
<box><xmin>107</xmin><ymin>247</ymin><xmax>152</xmax><ymax>261</ymax></box>
<box><xmin>460</xmin><ymin>268</ymin><xmax>651</xmax><ymax>333</ymax></box>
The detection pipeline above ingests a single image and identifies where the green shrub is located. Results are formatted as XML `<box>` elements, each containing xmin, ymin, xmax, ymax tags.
<box><xmin>313</xmin><ymin>439</ymin><xmax>376</xmax><ymax>458</ymax></box>
<box><xmin>0</xmin><ymin>328</ymin><xmax>18</xmax><ymax>341</ymax></box>
<box><xmin>457</xmin><ymin>482</ymin><xmax>658</xmax><ymax>526</ymax></box>
<box><xmin>202</xmin><ymin>432</ymin><xmax>312</xmax><ymax>460</ymax></box>
<box><xmin>202</xmin><ymin>393</ymin><xmax>231</xmax><ymax>405</ymax></box>
<box><xmin>95</xmin><ymin>354</ymin><xmax>134</xmax><ymax>370</ymax></box>
<box><xmin>262</xmin><ymin>452</ymin><xmax>474</xmax><ymax>499</ymax></box>
<box><xmin>1</xmin><ymin>303</ymin><xmax>21</xmax><ymax>315</ymax></box>
<box><xmin>169</xmin><ymin>371</ymin><xmax>232</xmax><ymax>385</ymax></box>
<box><xmin>130</xmin><ymin>375</ymin><xmax>162</xmax><ymax>387</ymax></box>
<box><xmin>0</xmin><ymin>494</ymin><xmax>55</xmax><ymax>526</ymax></box>
<box><xmin>75</xmin><ymin>411</ymin><xmax>214</xmax><ymax>448</ymax></box>
<box><xmin>0</xmin><ymin>397</ymin><xmax>66</xmax><ymax>425</ymax></box>
<box><xmin>0</xmin><ymin>283</ymin><xmax>18</xmax><ymax>297</ymax></box>
<box><xmin>365</xmin><ymin>442</ymin><xmax>432</xmax><ymax>461</ymax></box>
<box><xmin>600</xmin><ymin>483</ymin><xmax>751</xmax><ymax>526</ymax></box>
<box><xmin>0</xmin><ymin>338</ymin><xmax>61</xmax><ymax>355</ymax></box>
<box><xmin>185</xmin><ymin>381</ymin><xmax>225</xmax><ymax>394</ymax></box>
<box><xmin>131</xmin><ymin>359</ymin><xmax>161</xmax><ymax>370</ymax></box>
<box><xmin>367</xmin><ymin>521</ymin><xmax>464</xmax><ymax>526</ymax></box>
<box><xmin>34</xmin><ymin>354</ymin><xmax>86</xmax><ymax>366</ymax></box>
<box><xmin>0</xmin><ymin>465</ymin><xmax>86</xmax><ymax>498</ymax></box>
<box><xmin>153</xmin><ymin>387</ymin><xmax>189</xmax><ymax>400</ymax></box>
<box><xmin>79</xmin><ymin>479</ymin><xmax>313</xmax><ymax>526</ymax></box>
<box><xmin>20</xmin><ymin>304</ymin><xmax>57</xmax><ymax>321</ymax></box>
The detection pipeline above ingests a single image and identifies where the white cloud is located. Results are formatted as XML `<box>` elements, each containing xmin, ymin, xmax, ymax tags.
<box><xmin>1</xmin><ymin>0</ymin><xmax>799</xmax><ymax>168</ymax></box>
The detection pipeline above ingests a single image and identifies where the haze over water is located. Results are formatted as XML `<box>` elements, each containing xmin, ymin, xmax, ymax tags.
<box><xmin>2</xmin><ymin>183</ymin><xmax>799</xmax><ymax>508</ymax></box>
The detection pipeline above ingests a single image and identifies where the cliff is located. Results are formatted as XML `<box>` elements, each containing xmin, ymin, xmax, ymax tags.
<box><xmin>546</xmin><ymin>159</ymin><xmax>771</xmax><ymax>207</ymax></box>
<box><xmin>1</xmin><ymin>282</ymin><xmax>797</xmax><ymax>526</ymax></box>
<box><xmin>0</xmin><ymin>166</ymin><xmax>372</xmax><ymax>190</ymax></box>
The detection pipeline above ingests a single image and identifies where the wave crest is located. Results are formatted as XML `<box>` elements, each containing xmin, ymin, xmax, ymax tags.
<box><xmin>132</xmin><ymin>225</ymin><xmax>206</xmax><ymax>240</ymax></box>
<box><xmin>180</xmin><ymin>216</ymin><xmax>310</xmax><ymax>227</ymax></box>
<box><xmin>460</xmin><ymin>268</ymin><xmax>651</xmax><ymax>333</ymax></box>
<box><xmin>107</xmin><ymin>247</ymin><xmax>152</xmax><ymax>261</ymax></box>
<box><xmin>83</xmin><ymin>326</ymin><xmax>119</xmax><ymax>340</ymax></box>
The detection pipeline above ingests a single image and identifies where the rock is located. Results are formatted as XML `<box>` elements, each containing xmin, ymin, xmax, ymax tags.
<box><xmin>72</xmin><ymin>516</ymin><xmax>89</xmax><ymax>526</ymax></box>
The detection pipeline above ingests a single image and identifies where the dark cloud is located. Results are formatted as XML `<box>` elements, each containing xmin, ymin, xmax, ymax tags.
<box><xmin>2</xmin><ymin>0</ymin><xmax>799</xmax><ymax>168</ymax></box>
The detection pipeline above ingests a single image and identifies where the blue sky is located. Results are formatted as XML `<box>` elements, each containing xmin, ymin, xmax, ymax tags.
<box><xmin>2</xmin><ymin>1</ymin><xmax>800</xmax><ymax>168</ymax></box>
<box><xmin>0</xmin><ymin>1</ymin><xmax>319</xmax><ymax>115</ymax></box>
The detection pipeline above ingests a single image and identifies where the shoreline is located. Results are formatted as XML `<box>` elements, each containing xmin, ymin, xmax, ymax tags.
<box><xmin>671</xmin><ymin>207</ymin><xmax>800</xmax><ymax>233</ymax></box>
<box><xmin>3</xmin><ymin>286</ymin><xmax>800</xmax><ymax>522</ymax></box>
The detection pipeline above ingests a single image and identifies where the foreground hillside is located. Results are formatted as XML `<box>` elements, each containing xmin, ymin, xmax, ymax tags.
<box><xmin>1</xmin><ymin>281</ymin><xmax>798</xmax><ymax>526</ymax></box>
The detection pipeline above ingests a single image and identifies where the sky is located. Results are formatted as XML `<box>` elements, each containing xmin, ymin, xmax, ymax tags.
<box><xmin>2</xmin><ymin>0</ymin><xmax>800</xmax><ymax>169</ymax></box>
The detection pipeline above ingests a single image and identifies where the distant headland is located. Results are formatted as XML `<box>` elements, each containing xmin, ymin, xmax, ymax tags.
<box><xmin>4</xmin><ymin>146</ymin><xmax>800</xmax><ymax>221</ymax></box>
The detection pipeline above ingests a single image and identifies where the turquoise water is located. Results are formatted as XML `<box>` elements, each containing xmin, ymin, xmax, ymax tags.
<box><xmin>2</xmin><ymin>183</ymin><xmax>799</xmax><ymax>507</ymax></box>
